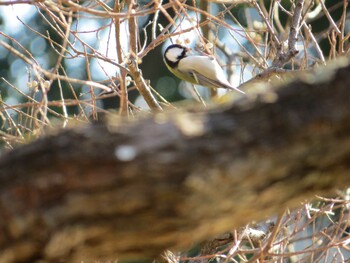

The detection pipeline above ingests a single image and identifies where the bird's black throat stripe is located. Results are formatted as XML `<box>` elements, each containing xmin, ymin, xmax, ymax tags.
<box><xmin>164</xmin><ymin>57</ymin><xmax>179</xmax><ymax>68</ymax></box>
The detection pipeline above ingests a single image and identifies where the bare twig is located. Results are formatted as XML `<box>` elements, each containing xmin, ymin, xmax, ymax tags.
<box><xmin>320</xmin><ymin>0</ymin><xmax>341</xmax><ymax>35</ymax></box>
<box><xmin>273</xmin><ymin>0</ymin><xmax>304</xmax><ymax>67</ymax></box>
<box><xmin>276</xmin><ymin>2</ymin><xmax>325</xmax><ymax>65</ymax></box>
<box><xmin>199</xmin><ymin>0</ymin><xmax>217</xmax><ymax>97</ymax></box>
<box><xmin>127</xmin><ymin>59</ymin><xmax>163</xmax><ymax>112</ymax></box>
<box><xmin>0</xmin><ymin>0</ymin><xmax>43</xmax><ymax>4</ymax></box>
<box><xmin>115</xmin><ymin>0</ymin><xmax>129</xmax><ymax>116</ymax></box>
<box><xmin>251</xmin><ymin>1</ymin><xmax>281</xmax><ymax>48</ymax></box>
<box><xmin>152</xmin><ymin>0</ymin><xmax>163</xmax><ymax>40</ymax></box>
<box><xmin>125</xmin><ymin>0</ymin><xmax>162</xmax><ymax>112</ymax></box>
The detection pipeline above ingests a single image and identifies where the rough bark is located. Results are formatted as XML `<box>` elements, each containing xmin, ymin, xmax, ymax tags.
<box><xmin>0</xmin><ymin>58</ymin><xmax>350</xmax><ymax>263</ymax></box>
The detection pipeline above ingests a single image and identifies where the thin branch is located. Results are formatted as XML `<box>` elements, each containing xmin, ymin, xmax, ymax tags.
<box><xmin>152</xmin><ymin>0</ymin><xmax>163</xmax><ymax>40</ymax></box>
<box><xmin>251</xmin><ymin>1</ymin><xmax>281</xmax><ymax>48</ymax></box>
<box><xmin>127</xmin><ymin>58</ymin><xmax>163</xmax><ymax>112</ymax></box>
<box><xmin>125</xmin><ymin>0</ymin><xmax>162</xmax><ymax>112</ymax></box>
<box><xmin>0</xmin><ymin>0</ymin><xmax>43</xmax><ymax>4</ymax></box>
<box><xmin>114</xmin><ymin>0</ymin><xmax>128</xmax><ymax>116</ymax></box>
<box><xmin>0</xmin><ymin>40</ymin><xmax>112</xmax><ymax>93</ymax></box>
<box><xmin>319</xmin><ymin>0</ymin><xmax>341</xmax><ymax>35</ymax></box>
<box><xmin>277</xmin><ymin>2</ymin><xmax>326</xmax><ymax>65</ymax></box>
<box><xmin>273</xmin><ymin>0</ymin><xmax>304</xmax><ymax>67</ymax></box>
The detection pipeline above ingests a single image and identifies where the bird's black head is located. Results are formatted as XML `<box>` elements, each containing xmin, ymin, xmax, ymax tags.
<box><xmin>163</xmin><ymin>44</ymin><xmax>189</xmax><ymax>68</ymax></box>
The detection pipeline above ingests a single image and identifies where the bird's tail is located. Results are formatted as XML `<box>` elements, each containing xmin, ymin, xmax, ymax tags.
<box><xmin>225</xmin><ymin>84</ymin><xmax>245</xmax><ymax>94</ymax></box>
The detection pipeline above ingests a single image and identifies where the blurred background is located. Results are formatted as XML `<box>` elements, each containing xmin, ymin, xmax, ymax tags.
<box><xmin>0</xmin><ymin>0</ymin><xmax>348</xmax><ymax>141</ymax></box>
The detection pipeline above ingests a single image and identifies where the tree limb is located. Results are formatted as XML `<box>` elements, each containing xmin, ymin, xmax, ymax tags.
<box><xmin>0</xmin><ymin>58</ymin><xmax>350</xmax><ymax>263</ymax></box>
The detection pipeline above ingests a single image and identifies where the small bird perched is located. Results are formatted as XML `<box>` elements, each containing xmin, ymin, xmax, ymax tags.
<box><xmin>163</xmin><ymin>44</ymin><xmax>245</xmax><ymax>94</ymax></box>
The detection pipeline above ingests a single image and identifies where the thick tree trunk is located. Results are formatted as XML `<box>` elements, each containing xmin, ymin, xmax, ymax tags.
<box><xmin>0</xmin><ymin>59</ymin><xmax>350</xmax><ymax>263</ymax></box>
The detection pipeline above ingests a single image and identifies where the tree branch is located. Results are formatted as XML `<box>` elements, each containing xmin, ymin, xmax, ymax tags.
<box><xmin>0</xmin><ymin>58</ymin><xmax>350</xmax><ymax>262</ymax></box>
<box><xmin>126</xmin><ymin>0</ymin><xmax>162</xmax><ymax>112</ymax></box>
<box><xmin>273</xmin><ymin>0</ymin><xmax>304</xmax><ymax>67</ymax></box>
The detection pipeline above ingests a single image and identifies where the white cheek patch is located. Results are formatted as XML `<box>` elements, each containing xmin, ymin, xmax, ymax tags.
<box><xmin>165</xmin><ymin>47</ymin><xmax>184</xmax><ymax>63</ymax></box>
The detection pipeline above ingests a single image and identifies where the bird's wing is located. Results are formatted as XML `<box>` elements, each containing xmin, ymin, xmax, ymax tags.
<box><xmin>178</xmin><ymin>56</ymin><xmax>245</xmax><ymax>94</ymax></box>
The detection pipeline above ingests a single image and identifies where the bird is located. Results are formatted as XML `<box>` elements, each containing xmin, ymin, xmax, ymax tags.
<box><xmin>163</xmin><ymin>44</ymin><xmax>245</xmax><ymax>94</ymax></box>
